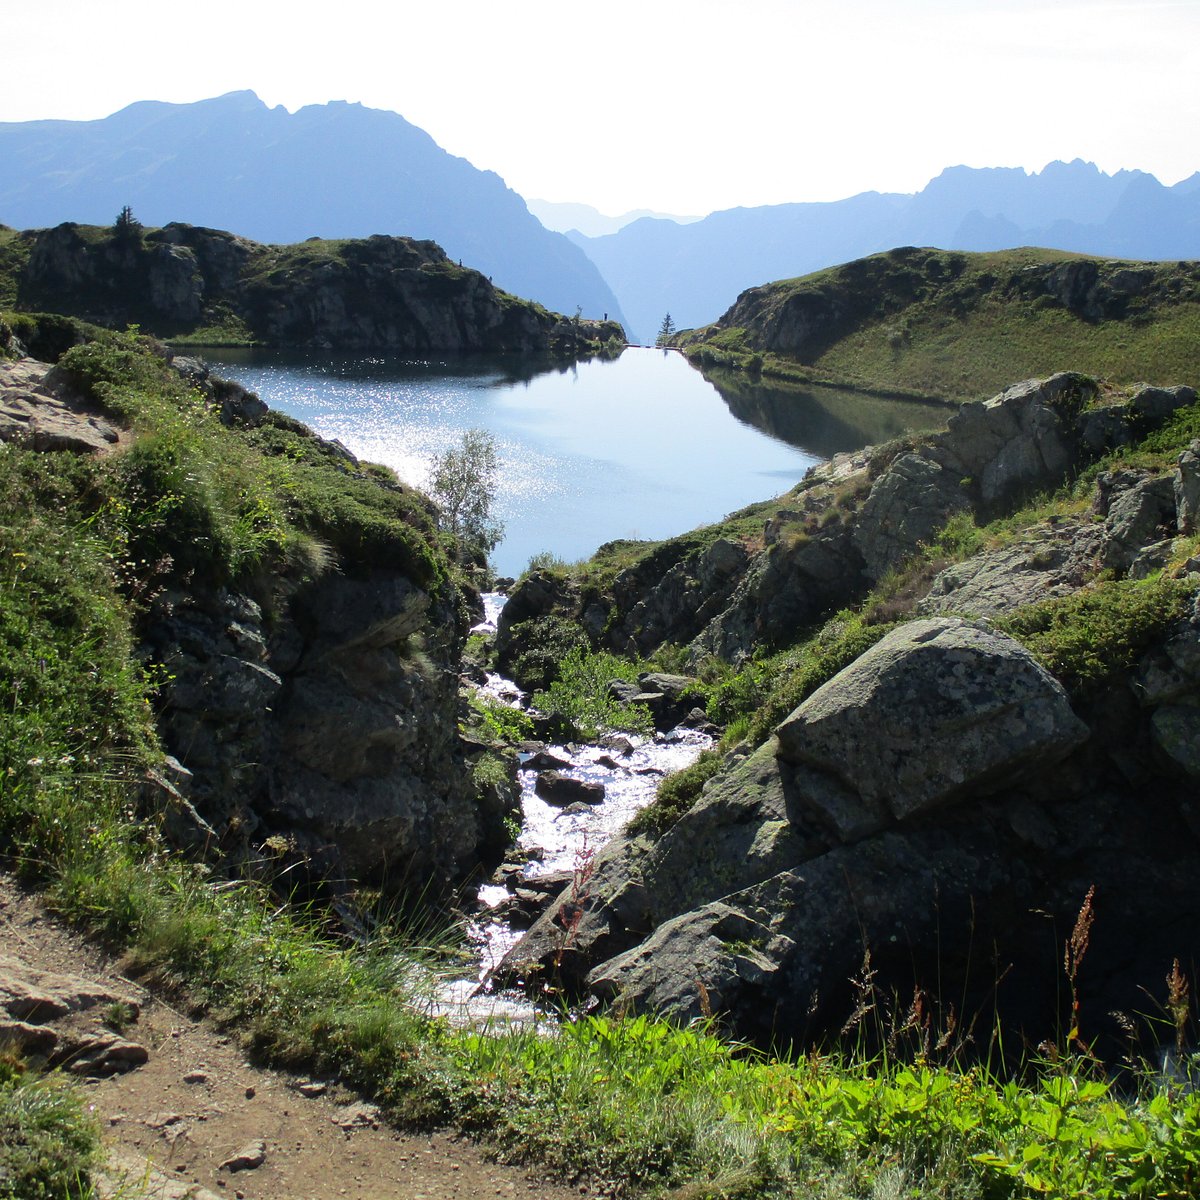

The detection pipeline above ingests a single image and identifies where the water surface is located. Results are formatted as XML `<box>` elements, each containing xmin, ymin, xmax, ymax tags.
<box><xmin>205</xmin><ymin>347</ymin><xmax>944</xmax><ymax>576</ymax></box>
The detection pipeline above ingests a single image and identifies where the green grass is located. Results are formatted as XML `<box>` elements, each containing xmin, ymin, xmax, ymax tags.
<box><xmin>681</xmin><ymin>248</ymin><xmax>1200</xmax><ymax>402</ymax></box>
<box><xmin>0</xmin><ymin>1055</ymin><xmax>100</xmax><ymax>1200</ymax></box>
<box><xmin>817</xmin><ymin>298</ymin><xmax>1200</xmax><ymax>401</ymax></box>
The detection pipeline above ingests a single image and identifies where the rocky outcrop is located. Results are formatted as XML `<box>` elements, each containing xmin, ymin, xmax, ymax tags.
<box><xmin>141</xmin><ymin>535</ymin><xmax>513</xmax><ymax>898</ymax></box>
<box><xmin>0</xmin><ymin>953</ymin><xmax>149</xmax><ymax>1076</ymax></box>
<box><xmin>501</xmin><ymin>597</ymin><xmax>1200</xmax><ymax>1046</ymax></box>
<box><xmin>543</xmin><ymin>374</ymin><xmax>1198</xmax><ymax>669</ymax></box>
<box><xmin>775</xmin><ymin>619</ymin><xmax>1088</xmax><ymax>830</ymax></box>
<box><xmin>0</xmin><ymin>357</ymin><xmax>123</xmax><ymax>453</ymax></box>
<box><xmin>14</xmin><ymin>221</ymin><xmax>624</xmax><ymax>356</ymax></box>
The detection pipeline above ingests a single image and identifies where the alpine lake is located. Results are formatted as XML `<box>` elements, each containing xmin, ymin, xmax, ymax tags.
<box><xmin>203</xmin><ymin>345</ymin><xmax>951</xmax><ymax>577</ymax></box>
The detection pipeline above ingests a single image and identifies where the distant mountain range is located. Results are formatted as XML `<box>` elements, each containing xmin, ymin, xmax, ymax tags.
<box><xmin>0</xmin><ymin>91</ymin><xmax>627</xmax><ymax>330</ymax></box>
<box><xmin>526</xmin><ymin>199</ymin><xmax>702</xmax><ymax>238</ymax></box>
<box><xmin>4</xmin><ymin>92</ymin><xmax>1199</xmax><ymax>353</ymax></box>
<box><xmin>568</xmin><ymin>160</ymin><xmax>1200</xmax><ymax>342</ymax></box>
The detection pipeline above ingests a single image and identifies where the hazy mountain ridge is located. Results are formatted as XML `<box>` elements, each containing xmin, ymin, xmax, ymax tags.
<box><xmin>526</xmin><ymin>198</ymin><xmax>702</xmax><ymax>238</ymax></box>
<box><xmin>0</xmin><ymin>91</ymin><xmax>628</xmax><ymax>330</ymax></box>
<box><xmin>574</xmin><ymin>160</ymin><xmax>1200</xmax><ymax>342</ymax></box>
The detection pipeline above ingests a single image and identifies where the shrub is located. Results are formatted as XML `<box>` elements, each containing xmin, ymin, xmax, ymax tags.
<box><xmin>627</xmin><ymin>749</ymin><xmax>723</xmax><ymax>835</ymax></box>
<box><xmin>532</xmin><ymin>647</ymin><xmax>653</xmax><ymax>739</ymax></box>
<box><xmin>998</xmin><ymin>575</ymin><xmax>1194</xmax><ymax>697</ymax></box>
<box><xmin>467</xmin><ymin>692</ymin><xmax>533</xmax><ymax>744</ymax></box>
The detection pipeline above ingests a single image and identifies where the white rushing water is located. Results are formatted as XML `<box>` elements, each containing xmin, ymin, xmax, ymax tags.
<box><xmin>429</xmin><ymin>596</ymin><xmax>713</xmax><ymax>1027</ymax></box>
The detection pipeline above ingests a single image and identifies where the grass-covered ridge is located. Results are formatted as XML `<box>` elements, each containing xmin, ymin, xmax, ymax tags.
<box><xmin>677</xmin><ymin>246</ymin><xmax>1200</xmax><ymax>401</ymax></box>
<box><xmin>3</xmin><ymin>219</ymin><xmax>625</xmax><ymax>354</ymax></box>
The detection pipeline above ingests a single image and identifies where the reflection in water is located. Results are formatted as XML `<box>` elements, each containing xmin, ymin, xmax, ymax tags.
<box><xmin>203</xmin><ymin>347</ymin><xmax>946</xmax><ymax>576</ymax></box>
<box><xmin>704</xmin><ymin>368</ymin><xmax>952</xmax><ymax>458</ymax></box>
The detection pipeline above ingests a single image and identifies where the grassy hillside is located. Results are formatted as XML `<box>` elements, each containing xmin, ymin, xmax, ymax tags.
<box><xmin>678</xmin><ymin>246</ymin><xmax>1200</xmax><ymax>401</ymax></box>
<box><xmin>0</xmin><ymin>219</ymin><xmax>625</xmax><ymax>354</ymax></box>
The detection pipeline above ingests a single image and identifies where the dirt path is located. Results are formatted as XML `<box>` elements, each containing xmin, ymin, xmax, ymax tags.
<box><xmin>0</xmin><ymin>874</ymin><xmax>589</xmax><ymax>1200</ymax></box>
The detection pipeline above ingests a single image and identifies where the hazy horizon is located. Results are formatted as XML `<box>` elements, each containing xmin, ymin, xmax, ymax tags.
<box><xmin>5</xmin><ymin>1</ymin><xmax>1198</xmax><ymax>216</ymax></box>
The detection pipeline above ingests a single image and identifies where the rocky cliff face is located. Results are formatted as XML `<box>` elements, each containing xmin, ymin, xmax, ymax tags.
<box><xmin>14</xmin><ymin>221</ymin><xmax>625</xmax><ymax>355</ymax></box>
<box><xmin>498</xmin><ymin>372</ymin><xmax>1200</xmax><ymax>1051</ymax></box>
<box><xmin>1</xmin><ymin>347</ymin><xmax>516</xmax><ymax>903</ymax></box>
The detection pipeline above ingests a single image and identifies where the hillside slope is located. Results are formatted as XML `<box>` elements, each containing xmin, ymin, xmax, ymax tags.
<box><xmin>498</xmin><ymin>368</ymin><xmax>1200</xmax><ymax>1053</ymax></box>
<box><xmin>0</xmin><ymin>91</ymin><xmax>627</xmax><ymax>329</ymax></box>
<box><xmin>0</xmin><ymin>220</ymin><xmax>624</xmax><ymax>355</ymax></box>
<box><xmin>678</xmin><ymin>246</ymin><xmax>1200</xmax><ymax>401</ymax></box>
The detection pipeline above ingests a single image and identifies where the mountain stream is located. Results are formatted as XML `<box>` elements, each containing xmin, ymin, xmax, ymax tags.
<box><xmin>432</xmin><ymin>594</ymin><xmax>712</xmax><ymax>1026</ymax></box>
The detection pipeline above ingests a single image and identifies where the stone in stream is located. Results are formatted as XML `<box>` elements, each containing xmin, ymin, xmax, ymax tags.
<box><xmin>523</xmin><ymin>749</ymin><xmax>572</xmax><ymax>771</ymax></box>
<box><xmin>534</xmin><ymin>771</ymin><xmax>605</xmax><ymax>806</ymax></box>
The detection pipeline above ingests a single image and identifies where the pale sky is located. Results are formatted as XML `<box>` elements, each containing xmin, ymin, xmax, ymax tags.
<box><xmin>4</xmin><ymin>0</ymin><xmax>1198</xmax><ymax>216</ymax></box>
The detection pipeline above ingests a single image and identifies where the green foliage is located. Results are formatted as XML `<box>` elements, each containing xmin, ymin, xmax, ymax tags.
<box><xmin>428</xmin><ymin>428</ymin><xmax>504</xmax><ymax>564</ymax></box>
<box><xmin>532</xmin><ymin>646</ymin><xmax>654</xmax><ymax>739</ymax></box>
<box><xmin>1</xmin><ymin>311</ymin><xmax>104</xmax><ymax>363</ymax></box>
<box><xmin>466</xmin><ymin>692</ymin><xmax>533</xmax><ymax>744</ymax></box>
<box><xmin>470</xmin><ymin>751</ymin><xmax>513</xmax><ymax>791</ymax></box>
<box><xmin>999</xmin><ymin>576</ymin><xmax>1194</xmax><ymax>697</ymax></box>
<box><xmin>522</xmin><ymin>549</ymin><xmax>570</xmax><ymax>575</ymax></box>
<box><xmin>0</xmin><ymin>1060</ymin><xmax>101</xmax><ymax>1199</ymax></box>
<box><xmin>112</xmin><ymin>205</ymin><xmax>143</xmax><ymax>245</ymax></box>
<box><xmin>655</xmin><ymin>312</ymin><xmax>677</xmax><ymax>347</ymax></box>
<box><xmin>628</xmin><ymin>749</ymin><xmax>724</xmax><ymax>835</ymax></box>
<box><xmin>505</xmin><ymin>614</ymin><xmax>590</xmax><ymax>691</ymax></box>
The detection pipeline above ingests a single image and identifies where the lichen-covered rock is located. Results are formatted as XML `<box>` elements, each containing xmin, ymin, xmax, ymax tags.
<box><xmin>919</xmin><ymin>520</ymin><xmax>1104</xmax><ymax>618</ymax></box>
<box><xmin>775</xmin><ymin>618</ymin><xmax>1088</xmax><ymax>822</ymax></box>
<box><xmin>852</xmin><ymin>452</ymin><xmax>970</xmax><ymax>581</ymax></box>
<box><xmin>1098</xmin><ymin>471</ymin><xmax>1177</xmax><ymax>573</ymax></box>
<box><xmin>941</xmin><ymin>373</ymin><xmax>1095</xmax><ymax>506</ymax></box>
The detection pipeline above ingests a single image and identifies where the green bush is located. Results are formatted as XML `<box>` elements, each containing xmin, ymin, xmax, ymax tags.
<box><xmin>999</xmin><ymin>576</ymin><xmax>1194</xmax><ymax>697</ymax></box>
<box><xmin>467</xmin><ymin>692</ymin><xmax>533</xmax><ymax>744</ymax></box>
<box><xmin>532</xmin><ymin>647</ymin><xmax>653</xmax><ymax>740</ymax></box>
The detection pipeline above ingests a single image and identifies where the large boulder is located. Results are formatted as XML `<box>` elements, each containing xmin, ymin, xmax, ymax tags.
<box><xmin>775</xmin><ymin>618</ymin><xmax>1088</xmax><ymax>825</ymax></box>
<box><xmin>941</xmin><ymin>373</ymin><xmax>1095</xmax><ymax>506</ymax></box>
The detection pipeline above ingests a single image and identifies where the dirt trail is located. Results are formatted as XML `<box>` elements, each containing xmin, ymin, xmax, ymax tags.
<box><xmin>0</xmin><ymin>874</ymin><xmax>588</xmax><ymax>1200</ymax></box>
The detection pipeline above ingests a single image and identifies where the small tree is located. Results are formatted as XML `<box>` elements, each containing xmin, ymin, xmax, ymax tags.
<box><xmin>656</xmin><ymin>312</ymin><xmax>676</xmax><ymax>346</ymax></box>
<box><xmin>429</xmin><ymin>428</ymin><xmax>504</xmax><ymax>563</ymax></box>
<box><xmin>113</xmin><ymin>206</ymin><xmax>143</xmax><ymax>245</ymax></box>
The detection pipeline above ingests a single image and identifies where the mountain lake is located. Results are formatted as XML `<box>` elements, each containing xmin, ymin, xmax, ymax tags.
<box><xmin>203</xmin><ymin>346</ymin><xmax>950</xmax><ymax>577</ymax></box>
